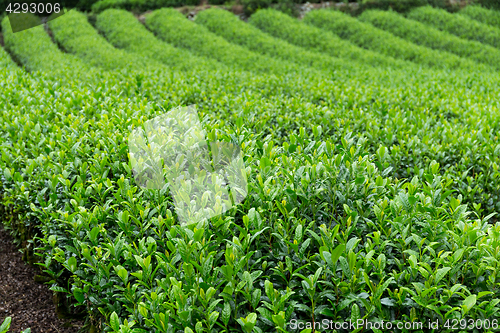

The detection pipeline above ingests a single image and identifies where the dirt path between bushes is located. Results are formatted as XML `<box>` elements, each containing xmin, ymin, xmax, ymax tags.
<box><xmin>0</xmin><ymin>225</ymin><xmax>83</xmax><ymax>333</ymax></box>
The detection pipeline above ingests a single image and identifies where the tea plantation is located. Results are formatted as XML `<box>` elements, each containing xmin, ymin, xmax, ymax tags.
<box><xmin>1</xmin><ymin>4</ymin><xmax>500</xmax><ymax>333</ymax></box>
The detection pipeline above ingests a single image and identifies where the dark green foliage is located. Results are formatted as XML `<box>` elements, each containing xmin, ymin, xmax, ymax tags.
<box><xmin>358</xmin><ymin>0</ymin><xmax>428</xmax><ymax>12</ymax></box>
<box><xmin>408</xmin><ymin>5</ymin><xmax>500</xmax><ymax>48</ymax></box>
<box><xmin>270</xmin><ymin>0</ymin><xmax>298</xmax><ymax>17</ymax></box>
<box><xmin>359</xmin><ymin>9</ymin><xmax>500</xmax><ymax>70</ymax></box>
<box><xmin>304</xmin><ymin>9</ymin><xmax>486</xmax><ymax>71</ymax></box>
<box><xmin>476</xmin><ymin>0</ymin><xmax>500</xmax><ymax>9</ymax></box>
<box><xmin>91</xmin><ymin>0</ymin><xmax>199</xmax><ymax>13</ymax></box>
<box><xmin>241</xmin><ymin>0</ymin><xmax>272</xmax><ymax>16</ymax></box>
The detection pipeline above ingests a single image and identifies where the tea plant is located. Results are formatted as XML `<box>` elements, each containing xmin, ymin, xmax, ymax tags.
<box><xmin>304</xmin><ymin>9</ymin><xmax>486</xmax><ymax>71</ymax></box>
<box><xmin>194</xmin><ymin>8</ymin><xmax>360</xmax><ymax>74</ymax></box>
<box><xmin>144</xmin><ymin>8</ymin><xmax>302</xmax><ymax>76</ymax></box>
<box><xmin>408</xmin><ymin>6</ymin><xmax>500</xmax><ymax>48</ymax></box>
<box><xmin>49</xmin><ymin>10</ymin><xmax>161</xmax><ymax>71</ymax></box>
<box><xmin>0</xmin><ymin>37</ymin><xmax>19</xmax><ymax>69</ymax></box>
<box><xmin>359</xmin><ymin>9</ymin><xmax>500</xmax><ymax>70</ymax></box>
<box><xmin>460</xmin><ymin>5</ymin><xmax>500</xmax><ymax>29</ymax></box>
<box><xmin>1</xmin><ymin>15</ymin><xmax>88</xmax><ymax>73</ymax></box>
<box><xmin>248</xmin><ymin>8</ymin><xmax>404</xmax><ymax>68</ymax></box>
<box><xmin>95</xmin><ymin>9</ymin><xmax>226</xmax><ymax>73</ymax></box>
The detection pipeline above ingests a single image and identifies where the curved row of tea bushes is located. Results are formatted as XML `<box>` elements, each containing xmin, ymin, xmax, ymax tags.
<box><xmin>247</xmin><ymin>8</ymin><xmax>404</xmax><ymax>69</ymax></box>
<box><xmin>144</xmin><ymin>8</ymin><xmax>303</xmax><ymax>76</ymax></box>
<box><xmin>359</xmin><ymin>10</ymin><xmax>500</xmax><ymax>70</ymax></box>
<box><xmin>461</xmin><ymin>5</ymin><xmax>500</xmax><ymax>29</ymax></box>
<box><xmin>0</xmin><ymin>30</ymin><xmax>18</xmax><ymax>71</ymax></box>
<box><xmin>48</xmin><ymin>10</ymin><xmax>163</xmax><ymax>72</ymax></box>
<box><xmin>408</xmin><ymin>6</ymin><xmax>500</xmax><ymax>49</ymax></box>
<box><xmin>95</xmin><ymin>9</ymin><xmax>226</xmax><ymax>72</ymax></box>
<box><xmin>304</xmin><ymin>9</ymin><xmax>486</xmax><ymax>71</ymax></box>
<box><xmin>194</xmin><ymin>8</ymin><xmax>362</xmax><ymax>73</ymax></box>
<box><xmin>1</xmin><ymin>16</ymin><xmax>88</xmax><ymax>73</ymax></box>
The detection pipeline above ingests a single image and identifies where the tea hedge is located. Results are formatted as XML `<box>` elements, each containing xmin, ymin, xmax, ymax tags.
<box><xmin>1</xmin><ymin>15</ymin><xmax>88</xmax><ymax>73</ymax></box>
<box><xmin>48</xmin><ymin>9</ymin><xmax>162</xmax><ymax>72</ymax></box>
<box><xmin>144</xmin><ymin>8</ymin><xmax>303</xmax><ymax>76</ymax></box>
<box><xmin>304</xmin><ymin>9</ymin><xmax>486</xmax><ymax>71</ymax></box>
<box><xmin>248</xmin><ymin>8</ymin><xmax>403</xmax><ymax>69</ymax></box>
<box><xmin>408</xmin><ymin>6</ymin><xmax>500</xmax><ymax>49</ymax></box>
<box><xmin>461</xmin><ymin>5</ymin><xmax>500</xmax><ymax>29</ymax></box>
<box><xmin>359</xmin><ymin>9</ymin><xmax>500</xmax><ymax>71</ymax></box>
<box><xmin>3</xmin><ymin>7</ymin><xmax>500</xmax><ymax>333</ymax></box>
<box><xmin>95</xmin><ymin>9</ymin><xmax>226</xmax><ymax>72</ymax></box>
<box><xmin>90</xmin><ymin>9</ymin><xmax>398</xmax><ymax>116</ymax></box>
<box><xmin>194</xmin><ymin>8</ymin><xmax>361</xmax><ymax>73</ymax></box>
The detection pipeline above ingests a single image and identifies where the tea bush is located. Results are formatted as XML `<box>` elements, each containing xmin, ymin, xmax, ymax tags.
<box><xmin>408</xmin><ymin>6</ymin><xmax>500</xmax><ymax>48</ymax></box>
<box><xmin>49</xmin><ymin>9</ymin><xmax>161</xmax><ymax>71</ymax></box>
<box><xmin>1</xmin><ymin>16</ymin><xmax>88</xmax><ymax>73</ymax></box>
<box><xmin>359</xmin><ymin>9</ymin><xmax>500</xmax><ymax>70</ymax></box>
<box><xmin>248</xmin><ymin>8</ymin><xmax>401</xmax><ymax>68</ymax></box>
<box><xmin>194</xmin><ymin>8</ymin><xmax>360</xmax><ymax>73</ymax></box>
<box><xmin>304</xmin><ymin>9</ymin><xmax>486</xmax><ymax>71</ymax></box>
<box><xmin>95</xmin><ymin>9</ymin><xmax>226</xmax><ymax>72</ymax></box>
<box><xmin>3</xmin><ymin>6</ymin><xmax>500</xmax><ymax>333</ymax></box>
<box><xmin>460</xmin><ymin>5</ymin><xmax>500</xmax><ymax>29</ymax></box>
<box><xmin>144</xmin><ymin>8</ymin><xmax>302</xmax><ymax>76</ymax></box>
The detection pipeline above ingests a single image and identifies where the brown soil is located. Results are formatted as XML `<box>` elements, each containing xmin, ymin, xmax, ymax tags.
<box><xmin>0</xmin><ymin>225</ymin><xmax>83</xmax><ymax>333</ymax></box>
